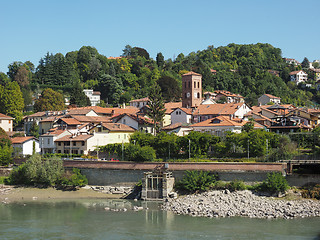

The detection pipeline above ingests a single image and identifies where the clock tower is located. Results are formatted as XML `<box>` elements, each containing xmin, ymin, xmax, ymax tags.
<box><xmin>182</xmin><ymin>71</ymin><xmax>202</xmax><ymax>108</ymax></box>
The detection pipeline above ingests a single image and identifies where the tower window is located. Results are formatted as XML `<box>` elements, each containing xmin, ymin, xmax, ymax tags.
<box><xmin>198</xmin><ymin>82</ymin><xmax>200</xmax><ymax>88</ymax></box>
<box><xmin>188</xmin><ymin>82</ymin><xmax>190</xmax><ymax>88</ymax></box>
<box><xmin>194</xmin><ymin>81</ymin><xmax>196</xmax><ymax>88</ymax></box>
<box><xmin>197</xmin><ymin>92</ymin><xmax>200</xmax><ymax>98</ymax></box>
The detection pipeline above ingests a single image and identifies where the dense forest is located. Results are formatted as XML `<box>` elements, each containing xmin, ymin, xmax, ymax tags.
<box><xmin>1</xmin><ymin>43</ymin><xmax>319</xmax><ymax>120</ymax></box>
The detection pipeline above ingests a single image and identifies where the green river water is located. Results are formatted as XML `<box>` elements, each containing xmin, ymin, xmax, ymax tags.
<box><xmin>0</xmin><ymin>199</ymin><xmax>319</xmax><ymax>240</ymax></box>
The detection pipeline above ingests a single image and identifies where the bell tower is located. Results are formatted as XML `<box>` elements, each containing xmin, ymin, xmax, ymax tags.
<box><xmin>182</xmin><ymin>71</ymin><xmax>202</xmax><ymax>108</ymax></box>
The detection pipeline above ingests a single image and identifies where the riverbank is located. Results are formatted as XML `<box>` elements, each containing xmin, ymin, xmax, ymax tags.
<box><xmin>162</xmin><ymin>190</ymin><xmax>320</xmax><ymax>219</ymax></box>
<box><xmin>0</xmin><ymin>184</ymin><xmax>122</xmax><ymax>203</ymax></box>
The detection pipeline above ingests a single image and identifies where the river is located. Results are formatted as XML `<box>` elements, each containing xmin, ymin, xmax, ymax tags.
<box><xmin>0</xmin><ymin>199</ymin><xmax>319</xmax><ymax>240</ymax></box>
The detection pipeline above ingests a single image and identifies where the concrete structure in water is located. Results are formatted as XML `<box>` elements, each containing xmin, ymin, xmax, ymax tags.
<box><xmin>141</xmin><ymin>171</ymin><xmax>175</xmax><ymax>200</ymax></box>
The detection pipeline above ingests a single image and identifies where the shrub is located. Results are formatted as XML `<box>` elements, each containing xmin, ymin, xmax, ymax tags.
<box><xmin>6</xmin><ymin>154</ymin><xmax>64</xmax><ymax>186</ymax></box>
<box><xmin>125</xmin><ymin>144</ymin><xmax>156</xmax><ymax>162</ymax></box>
<box><xmin>226</xmin><ymin>179</ymin><xmax>247</xmax><ymax>191</ymax></box>
<box><xmin>176</xmin><ymin>170</ymin><xmax>217</xmax><ymax>193</ymax></box>
<box><xmin>260</xmin><ymin>172</ymin><xmax>289</xmax><ymax>194</ymax></box>
<box><xmin>59</xmin><ymin>168</ymin><xmax>88</xmax><ymax>187</ymax></box>
<box><xmin>301</xmin><ymin>184</ymin><xmax>320</xmax><ymax>200</ymax></box>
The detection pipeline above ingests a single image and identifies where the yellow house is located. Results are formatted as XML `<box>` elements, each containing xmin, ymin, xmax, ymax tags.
<box><xmin>0</xmin><ymin>113</ymin><xmax>14</xmax><ymax>132</ymax></box>
<box><xmin>55</xmin><ymin>123</ymin><xmax>135</xmax><ymax>155</ymax></box>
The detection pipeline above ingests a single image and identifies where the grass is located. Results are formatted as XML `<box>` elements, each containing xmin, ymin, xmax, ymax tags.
<box><xmin>0</xmin><ymin>176</ymin><xmax>8</xmax><ymax>184</ymax></box>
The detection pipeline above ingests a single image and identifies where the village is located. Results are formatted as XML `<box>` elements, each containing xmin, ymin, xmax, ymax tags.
<box><xmin>1</xmin><ymin>65</ymin><xmax>319</xmax><ymax>158</ymax></box>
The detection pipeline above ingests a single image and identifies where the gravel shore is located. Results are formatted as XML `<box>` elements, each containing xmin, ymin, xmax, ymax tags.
<box><xmin>162</xmin><ymin>190</ymin><xmax>320</xmax><ymax>219</ymax></box>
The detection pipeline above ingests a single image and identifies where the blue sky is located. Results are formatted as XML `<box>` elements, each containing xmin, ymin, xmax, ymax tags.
<box><xmin>1</xmin><ymin>0</ymin><xmax>319</xmax><ymax>73</ymax></box>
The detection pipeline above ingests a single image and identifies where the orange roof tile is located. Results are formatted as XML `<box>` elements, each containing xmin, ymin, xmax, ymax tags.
<box><xmin>182</xmin><ymin>71</ymin><xmax>202</xmax><ymax>76</ymax></box>
<box><xmin>11</xmin><ymin>136</ymin><xmax>35</xmax><ymax>144</ymax></box>
<box><xmin>264</xmin><ymin>94</ymin><xmax>280</xmax><ymax>99</ymax></box>
<box><xmin>164</xmin><ymin>102</ymin><xmax>182</xmax><ymax>114</ymax></box>
<box><xmin>129</xmin><ymin>97</ymin><xmax>150</xmax><ymax>103</ymax></box>
<box><xmin>55</xmin><ymin>134</ymin><xmax>93</xmax><ymax>142</ymax></box>
<box><xmin>0</xmin><ymin>113</ymin><xmax>14</xmax><ymax>119</ymax></box>
<box><xmin>60</xmin><ymin>118</ymin><xmax>81</xmax><ymax>125</ymax></box>
<box><xmin>101</xmin><ymin>123</ymin><xmax>135</xmax><ymax>132</ymax></box>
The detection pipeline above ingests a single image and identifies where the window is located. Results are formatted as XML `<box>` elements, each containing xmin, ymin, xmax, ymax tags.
<box><xmin>197</xmin><ymin>92</ymin><xmax>200</xmax><ymax>99</ymax></box>
<box><xmin>82</xmin><ymin>141</ymin><xmax>85</xmax><ymax>146</ymax></box>
<box><xmin>123</xmin><ymin>119</ymin><xmax>126</xmax><ymax>124</ymax></box>
<box><xmin>47</xmin><ymin>138</ymin><xmax>50</xmax><ymax>144</ymax></box>
<box><xmin>198</xmin><ymin>82</ymin><xmax>200</xmax><ymax>88</ymax></box>
<box><xmin>188</xmin><ymin>82</ymin><xmax>190</xmax><ymax>88</ymax></box>
<box><xmin>73</xmin><ymin>142</ymin><xmax>76</xmax><ymax>146</ymax></box>
<box><xmin>65</xmin><ymin>142</ymin><xmax>70</xmax><ymax>146</ymax></box>
<box><xmin>176</xmin><ymin>111</ymin><xmax>178</xmax><ymax>115</ymax></box>
<box><xmin>58</xmin><ymin>142</ymin><xmax>61</xmax><ymax>146</ymax></box>
<box><xmin>58</xmin><ymin>150</ymin><xmax>61</xmax><ymax>153</ymax></box>
<box><xmin>124</xmin><ymin>134</ymin><xmax>126</xmax><ymax>139</ymax></box>
<box><xmin>80</xmin><ymin>150</ymin><xmax>84</xmax><ymax>154</ymax></box>
<box><xmin>194</xmin><ymin>82</ymin><xmax>196</xmax><ymax>88</ymax></box>
<box><xmin>184</xmin><ymin>82</ymin><xmax>186</xmax><ymax>88</ymax></box>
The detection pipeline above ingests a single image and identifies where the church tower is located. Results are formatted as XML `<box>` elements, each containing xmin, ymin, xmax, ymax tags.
<box><xmin>182</xmin><ymin>71</ymin><xmax>202</xmax><ymax>108</ymax></box>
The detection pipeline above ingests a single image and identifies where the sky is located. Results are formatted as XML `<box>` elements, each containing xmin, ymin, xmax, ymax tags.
<box><xmin>1</xmin><ymin>0</ymin><xmax>319</xmax><ymax>73</ymax></box>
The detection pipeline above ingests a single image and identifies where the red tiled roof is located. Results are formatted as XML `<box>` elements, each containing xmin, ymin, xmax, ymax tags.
<box><xmin>0</xmin><ymin>113</ymin><xmax>14</xmax><ymax>119</ymax></box>
<box><xmin>60</xmin><ymin>118</ymin><xmax>81</xmax><ymax>125</ymax></box>
<box><xmin>101</xmin><ymin>123</ymin><xmax>135</xmax><ymax>132</ymax></box>
<box><xmin>162</xmin><ymin>122</ymin><xmax>190</xmax><ymax>131</ymax></box>
<box><xmin>70</xmin><ymin>115</ymin><xmax>112</xmax><ymax>123</ymax></box>
<box><xmin>67</xmin><ymin>108</ymin><xmax>97</xmax><ymax>115</ymax></box>
<box><xmin>264</xmin><ymin>94</ymin><xmax>280</xmax><ymax>99</ymax></box>
<box><xmin>41</xmin><ymin>128</ymin><xmax>67</xmax><ymax>136</ymax></box>
<box><xmin>164</xmin><ymin>102</ymin><xmax>182</xmax><ymax>114</ymax></box>
<box><xmin>55</xmin><ymin>134</ymin><xmax>93</xmax><ymax>142</ymax></box>
<box><xmin>11</xmin><ymin>136</ymin><xmax>35</xmax><ymax>144</ymax></box>
<box><xmin>289</xmin><ymin>70</ymin><xmax>306</xmax><ymax>75</ymax></box>
<box><xmin>93</xmin><ymin>91</ymin><xmax>101</xmax><ymax>95</ymax></box>
<box><xmin>193</xmin><ymin>103</ymin><xmax>247</xmax><ymax>116</ymax></box>
<box><xmin>214</xmin><ymin>90</ymin><xmax>243</xmax><ymax>98</ymax></box>
<box><xmin>182</xmin><ymin>71</ymin><xmax>202</xmax><ymax>76</ymax></box>
<box><xmin>129</xmin><ymin>97</ymin><xmax>149</xmax><ymax>103</ymax></box>
<box><xmin>112</xmin><ymin>113</ymin><xmax>154</xmax><ymax>125</ymax></box>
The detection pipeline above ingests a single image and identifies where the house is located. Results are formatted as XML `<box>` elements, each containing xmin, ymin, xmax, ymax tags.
<box><xmin>214</xmin><ymin>90</ymin><xmax>244</xmax><ymax>103</ymax></box>
<box><xmin>39</xmin><ymin>128</ymin><xmax>71</xmax><ymax>154</ymax></box>
<box><xmin>311</xmin><ymin>69</ymin><xmax>320</xmax><ymax>81</ymax></box>
<box><xmin>267</xmin><ymin>70</ymin><xmax>280</xmax><ymax>77</ymax></box>
<box><xmin>210</xmin><ymin>69</ymin><xmax>217</xmax><ymax>75</ymax></box>
<box><xmin>0</xmin><ymin>113</ymin><xmax>14</xmax><ymax>132</ymax></box>
<box><xmin>258</xmin><ymin>94</ymin><xmax>281</xmax><ymax>106</ymax></box>
<box><xmin>289</xmin><ymin>70</ymin><xmax>308</xmax><ymax>84</ymax></box>
<box><xmin>190</xmin><ymin>116</ymin><xmax>264</xmax><ymax>137</ymax></box>
<box><xmin>161</xmin><ymin>123</ymin><xmax>191</xmax><ymax>136</ymax></box>
<box><xmin>163</xmin><ymin>102</ymin><xmax>182</xmax><ymax>127</ymax></box>
<box><xmin>192</xmin><ymin>103</ymin><xmax>252</xmax><ymax>123</ymax></box>
<box><xmin>112</xmin><ymin>113</ymin><xmax>155</xmax><ymax>135</ymax></box>
<box><xmin>129</xmin><ymin>97</ymin><xmax>149</xmax><ymax>109</ymax></box>
<box><xmin>283</xmin><ymin>58</ymin><xmax>300</xmax><ymax>66</ymax></box>
<box><xmin>12</xmin><ymin>136</ymin><xmax>40</xmax><ymax>156</ymax></box>
<box><xmin>170</xmin><ymin>108</ymin><xmax>193</xmax><ymax>125</ymax></box>
<box><xmin>83</xmin><ymin>89</ymin><xmax>101</xmax><ymax>106</ymax></box>
<box><xmin>55</xmin><ymin>123</ymin><xmax>135</xmax><ymax>155</ymax></box>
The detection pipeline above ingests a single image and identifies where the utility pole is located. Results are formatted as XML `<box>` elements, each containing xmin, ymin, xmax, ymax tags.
<box><xmin>247</xmin><ymin>138</ymin><xmax>249</xmax><ymax>160</ymax></box>
<box><xmin>189</xmin><ymin>139</ymin><xmax>191</xmax><ymax>160</ymax></box>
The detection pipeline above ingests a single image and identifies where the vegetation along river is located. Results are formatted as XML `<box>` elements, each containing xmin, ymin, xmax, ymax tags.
<box><xmin>0</xmin><ymin>199</ymin><xmax>320</xmax><ymax>240</ymax></box>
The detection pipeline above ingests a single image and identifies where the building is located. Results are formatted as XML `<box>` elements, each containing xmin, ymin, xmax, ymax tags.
<box><xmin>0</xmin><ymin>113</ymin><xmax>14</xmax><ymax>132</ymax></box>
<box><xmin>129</xmin><ymin>97</ymin><xmax>149</xmax><ymax>109</ymax></box>
<box><xmin>12</xmin><ymin>136</ymin><xmax>40</xmax><ymax>156</ymax></box>
<box><xmin>190</xmin><ymin>116</ymin><xmax>263</xmax><ymax>137</ymax></box>
<box><xmin>258</xmin><ymin>94</ymin><xmax>281</xmax><ymax>105</ymax></box>
<box><xmin>83</xmin><ymin>89</ymin><xmax>101</xmax><ymax>106</ymax></box>
<box><xmin>182</xmin><ymin>71</ymin><xmax>202</xmax><ymax>108</ymax></box>
<box><xmin>170</xmin><ymin>108</ymin><xmax>193</xmax><ymax>125</ymax></box>
<box><xmin>161</xmin><ymin>123</ymin><xmax>191</xmax><ymax>136</ymax></box>
<box><xmin>289</xmin><ymin>70</ymin><xmax>308</xmax><ymax>84</ymax></box>
<box><xmin>283</xmin><ymin>58</ymin><xmax>300</xmax><ymax>66</ymax></box>
<box><xmin>214</xmin><ymin>90</ymin><xmax>244</xmax><ymax>103</ymax></box>
<box><xmin>39</xmin><ymin>128</ymin><xmax>71</xmax><ymax>154</ymax></box>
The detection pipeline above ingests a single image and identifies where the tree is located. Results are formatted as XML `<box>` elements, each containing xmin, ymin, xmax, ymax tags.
<box><xmin>98</xmin><ymin>74</ymin><xmax>123</xmax><ymax>105</ymax></box>
<box><xmin>0</xmin><ymin>127</ymin><xmax>12</xmax><ymax>165</ymax></box>
<box><xmin>156</xmin><ymin>52</ymin><xmax>165</xmax><ymax>68</ymax></box>
<box><xmin>34</xmin><ymin>88</ymin><xmax>65</xmax><ymax>112</ymax></box>
<box><xmin>14</xmin><ymin>66</ymin><xmax>29</xmax><ymax>87</ymax></box>
<box><xmin>0</xmin><ymin>81</ymin><xmax>24</xmax><ymax>123</ymax></box>
<box><xmin>157</xmin><ymin>75</ymin><xmax>181</xmax><ymax>102</ymax></box>
<box><xmin>147</xmin><ymin>84</ymin><xmax>166</xmax><ymax>134</ymax></box>
<box><xmin>69</xmin><ymin>83</ymin><xmax>91</xmax><ymax>107</ymax></box>
<box><xmin>301</xmin><ymin>57</ymin><xmax>310</xmax><ymax>69</ymax></box>
<box><xmin>29</xmin><ymin>122</ymin><xmax>39</xmax><ymax>138</ymax></box>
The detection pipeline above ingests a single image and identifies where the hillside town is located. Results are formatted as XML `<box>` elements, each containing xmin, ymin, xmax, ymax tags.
<box><xmin>2</xmin><ymin>68</ymin><xmax>320</xmax><ymax>158</ymax></box>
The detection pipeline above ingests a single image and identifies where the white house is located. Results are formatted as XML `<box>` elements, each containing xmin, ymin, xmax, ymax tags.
<box><xmin>161</xmin><ymin>123</ymin><xmax>191</xmax><ymax>136</ymax></box>
<box><xmin>112</xmin><ymin>113</ymin><xmax>155</xmax><ymax>135</ymax></box>
<box><xmin>39</xmin><ymin>128</ymin><xmax>71</xmax><ymax>154</ymax></box>
<box><xmin>258</xmin><ymin>94</ymin><xmax>281</xmax><ymax>105</ymax></box>
<box><xmin>289</xmin><ymin>70</ymin><xmax>308</xmax><ymax>84</ymax></box>
<box><xmin>170</xmin><ymin>108</ymin><xmax>193</xmax><ymax>125</ymax></box>
<box><xmin>12</xmin><ymin>136</ymin><xmax>40</xmax><ymax>156</ymax></box>
<box><xmin>129</xmin><ymin>97</ymin><xmax>149</xmax><ymax>109</ymax></box>
<box><xmin>83</xmin><ymin>89</ymin><xmax>101</xmax><ymax>106</ymax></box>
<box><xmin>0</xmin><ymin>113</ymin><xmax>14</xmax><ymax>132</ymax></box>
<box><xmin>190</xmin><ymin>116</ymin><xmax>263</xmax><ymax>137</ymax></box>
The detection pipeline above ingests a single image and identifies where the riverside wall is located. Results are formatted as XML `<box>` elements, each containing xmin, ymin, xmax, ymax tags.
<box><xmin>63</xmin><ymin>160</ymin><xmax>290</xmax><ymax>186</ymax></box>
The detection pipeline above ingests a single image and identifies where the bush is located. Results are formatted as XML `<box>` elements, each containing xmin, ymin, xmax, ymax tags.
<box><xmin>6</xmin><ymin>154</ymin><xmax>64</xmax><ymax>186</ymax></box>
<box><xmin>301</xmin><ymin>184</ymin><xmax>320</xmax><ymax>200</ymax></box>
<box><xmin>175</xmin><ymin>170</ymin><xmax>218</xmax><ymax>193</ymax></box>
<box><xmin>59</xmin><ymin>168</ymin><xmax>88</xmax><ymax>187</ymax></box>
<box><xmin>260</xmin><ymin>172</ymin><xmax>289</xmax><ymax>194</ymax></box>
<box><xmin>125</xmin><ymin>144</ymin><xmax>156</xmax><ymax>162</ymax></box>
<box><xmin>226</xmin><ymin>179</ymin><xmax>247</xmax><ymax>191</ymax></box>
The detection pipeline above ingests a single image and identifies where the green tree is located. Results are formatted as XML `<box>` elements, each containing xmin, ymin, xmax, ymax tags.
<box><xmin>157</xmin><ymin>75</ymin><xmax>181</xmax><ymax>102</ymax></box>
<box><xmin>147</xmin><ymin>84</ymin><xmax>166</xmax><ymax>133</ymax></box>
<box><xmin>0</xmin><ymin>127</ymin><xmax>12</xmax><ymax>165</ymax></box>
<box><xmin>69</xmin><ymin>83</ymin><xmax>91</xmax><ymax>107</ymax></box>
<box><xmin>29</xmin><ymin>122</ymin><xmax>39</xmax><ymax>138</ymax></box>
<box><xmin>14</xmin><ymin>66</ymin><xmax>30</xmax><ymax>87</ymax></box>
<box><xmin>0</xmin><ymin>81</ymin><xmax>24</xmax><ymax>123</ymax></box>
<box><xmin>34</xmin><ymin>88</ymin><xmax>65</xmax><ymax>112</ymax></box>
<box><xmin>301</xmin><ymin>57</ymin><xmax>310</xmax><ymax>69</ymax></box>
<box><xmin>156</xmin><ymin>52</ymin><xmax>165</xmax><ymax>68</ymax></box>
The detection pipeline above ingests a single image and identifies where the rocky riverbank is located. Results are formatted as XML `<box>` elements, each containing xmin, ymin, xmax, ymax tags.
<box><xmin>162</xmin><ymin>190</ymin><xmax>320</xmax><ymax>219</ymax></box>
